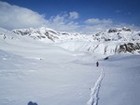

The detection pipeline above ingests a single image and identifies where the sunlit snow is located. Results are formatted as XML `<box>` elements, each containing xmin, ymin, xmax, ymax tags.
<box><xmin>0</xmin><ymin>27</ymin><xmax>140</xmax><ymax>105</ymax></box>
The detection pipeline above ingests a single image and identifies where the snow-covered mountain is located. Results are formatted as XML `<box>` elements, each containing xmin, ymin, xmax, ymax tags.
<box><xmin>0</xmin><ymin>27</ymin><xmax>140</xmax><ymax>105</ymax></box>
<box><xmin>12</xmin><ymin>27</ymin><xmax>93</xmax><ymax>42</ymax></box>
<box><xmin>1</xmin><ymin>27</ymin><xmax>140</xmax><ymax>56</ymax></box>
<box><xmin>12</xmin><ymin>27</ymin><xmax>140</xmax><ymax>42</ymax></box>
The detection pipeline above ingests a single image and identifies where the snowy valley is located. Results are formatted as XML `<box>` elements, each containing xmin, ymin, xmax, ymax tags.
<box><xmin>0</xmin><ymin>27</ymin><xmax>140</xmax><ymax>105</ymax></box>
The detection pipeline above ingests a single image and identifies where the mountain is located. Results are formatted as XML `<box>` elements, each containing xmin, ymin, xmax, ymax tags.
<box><xmin>0</xmin><ymin>27</ymin><xmax>140</xmax><ymax>105</ymax></box>
<box><xmin>12</xmin><ymin>27</ymin><xmax>140</xmax><ymax>42</ymax></box>
<box><xmin>12</xmin><ymin>27</ymin><xmax>93</xmax><ymax>42</ymax></box>
<box><xmin>1</xmin><ymin>27</ymin><xmax>140</xmax><ymax>56</ymax></box>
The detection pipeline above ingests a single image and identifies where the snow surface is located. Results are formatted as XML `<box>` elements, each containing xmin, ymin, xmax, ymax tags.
<box><xmin>0</xmin><ymin>27</ymin><xmax>140</xmax><ymax>105</ymax></box>
<box><xmin>99</xmin><ymin>54</ymin><xmax>140</xmax><ymax>105</ymax></box>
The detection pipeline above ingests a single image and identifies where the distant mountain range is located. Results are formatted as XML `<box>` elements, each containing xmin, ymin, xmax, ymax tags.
<box><xmin>0</xmin><ymin>27</ymin><xmax>140</xmax><ymax>56</ymax></box>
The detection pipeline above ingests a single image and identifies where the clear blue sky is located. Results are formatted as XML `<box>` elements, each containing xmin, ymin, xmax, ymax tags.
<box><xmin>1</xmin><ymin>0</ymin><xmax>140</xmax><ymax>26</ymax></box>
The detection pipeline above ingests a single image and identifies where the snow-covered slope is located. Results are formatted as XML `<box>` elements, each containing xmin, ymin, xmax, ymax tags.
<box><xmin>0</xmin><ymin>27</ymin><xmax>140</xmax><ymax>105</ymax></box>
<box><xmin>93</xmin><ymin>27</ymin><xmax>140</xmax><ymax>42</ymax></box>
<box><xmin>99</xmin><ymin>54</ymin><xmax>140</xmax><ymax>105</ymax></box>
<box><xmin>0</xmin><ymin>29</ymin><xmax>100</xmax><ymax>105</ymax></box>
<box><xmin>12</xmin><ymin>27</ymin><xmax>140</xmax><ymax>42</ymax></box>
<box><xmin>12</xmin><ymin>27</ymin><xmax>93</xmax><ymax>42</ymax></box>
<box><xmin>11</xmin><ymin>27</ymin><xmax>140</xmax><ymax>56</ymax></box>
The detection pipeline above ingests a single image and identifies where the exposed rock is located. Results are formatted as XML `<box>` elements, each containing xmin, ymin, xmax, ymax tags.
<box><xmin>118</xmin><ymin>43</ymin><xmax>140</xmax><ymax>53</ymax></box>
<box><xmin>104</xmin><ymin>57</ymin><xmax>109</xmax><ymax>60</ymax></box>
<box><xmin>122</xmin><ymin>27</ymin><xmax>131</xmax><ymax>31</ymax></box>
<box><xmin>108</xmin><ymin>28</ymin><xmax>118</xmax><ymax>33</ymax></box>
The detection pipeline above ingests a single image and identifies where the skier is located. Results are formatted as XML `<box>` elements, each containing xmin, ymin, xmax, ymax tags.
<box><xmin>96</xmin><ymin>61</ymin><xmax>99</xmax><ymax>67</ymax></box>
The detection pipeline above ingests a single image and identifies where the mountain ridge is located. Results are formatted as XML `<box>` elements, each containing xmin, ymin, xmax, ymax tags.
<box><xmin>0</xmin><ymin>27</ymin><xmax>140</xmax><ymax>56</ymax></box>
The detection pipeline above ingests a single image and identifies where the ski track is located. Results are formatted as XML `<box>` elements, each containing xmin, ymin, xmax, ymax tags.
<box><xmin>87</xmin><ymin>68</ymin><xmax>105</xmax><ymax>105</ymax></box>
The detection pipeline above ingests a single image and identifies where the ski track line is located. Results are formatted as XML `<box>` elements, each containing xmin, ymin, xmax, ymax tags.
<box><xmin>87</xmin><ymin>68</ymin><xmax>105</xmax><ymax>105</ymax></box>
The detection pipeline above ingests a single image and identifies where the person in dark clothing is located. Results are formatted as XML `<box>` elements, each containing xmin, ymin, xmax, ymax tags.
<box><xmin>96</xmin><ymin>61</ymin><xmax>99</xmax><ymax>67</ymax></box>
<box><xmin>28</xmin><ymin>101</ymin><xmax>38</xmax><ymax>105</ymax></box>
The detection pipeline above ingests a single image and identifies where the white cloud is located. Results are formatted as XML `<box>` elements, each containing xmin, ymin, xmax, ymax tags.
<box><xmin>80</xmin><ymin>18</ymin><xmax>114</xmax><ymax>33</ymax></box>
<box><xmin>47</xmin><ymin>14</ymin><xmax>80</xmax><ymax>32</ymax></box>
<box><xmin>85</xmin><ymin>18</ymin><xmax>112</xmax><ymax>25</ymax></box>
<box><xmin>0</xmin><ymin>2</ymin><xmax>79</xmax><ymax>32</ymax></box>
<box><xmin>0</xmin><ymin>1</ymin><xmax>137</xmax><ymax>33</ymax></box>
<box><xmin>0</xmin><ymin>1</ymin><xmax>47</xmax><ymax>29</ymax></box>
<box><xmin>69</xmin><ymin>11</ymin><xmax>79</xmax><ymax>19</ymax></box>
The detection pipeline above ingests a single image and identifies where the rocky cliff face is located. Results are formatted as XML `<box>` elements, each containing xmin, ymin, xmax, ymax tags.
<box><xmin>118</xmin><ymin>43</ymin><xmax>140</xmax><ymax>53</ymax></box>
